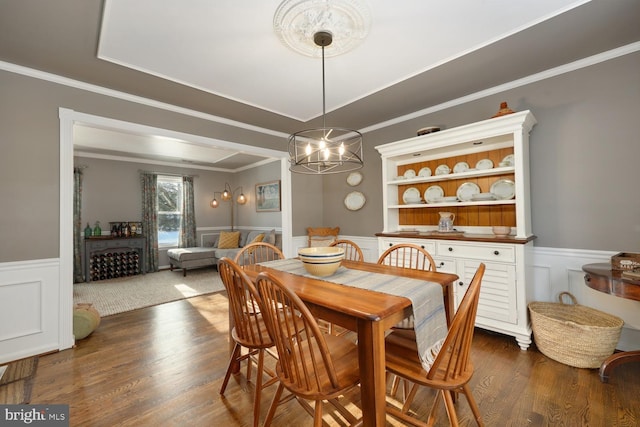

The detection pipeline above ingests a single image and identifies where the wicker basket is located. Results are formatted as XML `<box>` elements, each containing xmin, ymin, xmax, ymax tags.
<box><xmin>528</xmin><ymin>292</ymin><xmax>623</xmax><ymax>368</ymax></box>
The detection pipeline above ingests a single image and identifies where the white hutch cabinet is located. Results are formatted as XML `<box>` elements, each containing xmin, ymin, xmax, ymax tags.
<box><xmin>375</xmin><ymin>111</ymin><xmax>537</xmax><ymax>350</ymax></box>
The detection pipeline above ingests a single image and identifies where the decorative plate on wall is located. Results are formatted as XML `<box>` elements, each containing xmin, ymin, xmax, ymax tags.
<box><xmin>344</xmin><ymin>191</ymin><xmax>366</xmax><ymax>211</ymax></box>
<box><xmin>346</xmin><ymin>171</ymin><xmax>363</xmax><ymax>186</ymax></box>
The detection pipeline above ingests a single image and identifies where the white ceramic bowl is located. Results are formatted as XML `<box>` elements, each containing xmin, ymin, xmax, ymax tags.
<box><xmin>492</xmin><ymin>226</ymin><xmax>511</xmax><ymax>237</ymax></box>
<box><xmin>298</xmin><ymin>247</ymin><xmax>345</xmax><ymax>276</ymax></box>
<box><xmin>298</xmin><ymin>247</ymin><xmax>345</xmax><ymax>258</ymax></box>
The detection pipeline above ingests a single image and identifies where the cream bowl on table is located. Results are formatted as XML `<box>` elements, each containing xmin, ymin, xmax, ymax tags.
<box><xmin>298</xmin><ymin>247</ymin><xmax>345</xmax><ymax>277</ymax></box>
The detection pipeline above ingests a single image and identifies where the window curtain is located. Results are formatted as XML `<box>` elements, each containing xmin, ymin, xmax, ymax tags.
<box><xmin>73</xmin><ymin>167</ymin><xmax>84</xmax><ymax>283</ymax></box>
<box><xmin>141</xmin><ymin>172</ymin><xmax>159</xmax><ymax>272</ymax></box>
<box><xmin>180</xmin><ymin>176</ymin><xmax>197</xmax><ymax>248</ymax></box>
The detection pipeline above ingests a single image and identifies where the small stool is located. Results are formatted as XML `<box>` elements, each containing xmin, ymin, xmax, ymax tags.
<box><xmin>167</xmin><ymin>247</ymin><xmax>217</xmax><ymax>276</ymax></box>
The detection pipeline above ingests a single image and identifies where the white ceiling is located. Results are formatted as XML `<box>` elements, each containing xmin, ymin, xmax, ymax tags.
<box><xmin>98</xmin><ymin>0</ymin><xmax>587</xmax><ymax>122</ymax></box>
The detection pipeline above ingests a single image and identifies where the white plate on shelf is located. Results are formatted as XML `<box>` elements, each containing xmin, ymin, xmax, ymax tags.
<box><xmin>435</xmin><ymin>164</ymin><xmax>450</xmax><ymax>175</ymax></box>
<box><xmin>344</xmin><ymin>191</ymin><xmax>366</xmax><ymax>211</ymax></box>
<box><xmin>501</xmin><ymin>154</ymin><xmax>514</xmax><ymax>167</ymax></box>
<box><xmin>456</xmin><ymin>182</ymin><xmax>481</xmax><ymax>201</ymax></box>
<box><xmin>475</xmin><ymin>159</ymin><xmax>494</xmax><ymax>170</ymax></box>
<box><xmin>432</xmin><ymin>196</ymin><xmax>459</xmax><ymax>203</ymax></box>
<box><xmin>471</xmin><ymin>192</ymin><xmax>497</xmax><ymax>201</ymax></box>
<box><xmin>402</xmin><ymin>187</ymin><xmax>422</xmax><ymax>204</ymax></box>
<box><xmin>403</xmin><ymin>169</ymin><xmax>416</xmax><ymax>179</ymax></box>
<box><xmin>490</xmin><ymin>179</ymin><xmax>515</xmax><ymax>199</ymax></box>
<box><xmin>453</xmin><ymin>161</ymin><xmax>470</xmax><ymax>174</ymax></box>
<box><xmin>418</xmin><ymin>166</ymin><xmax>432</xmax><ymax>177</ymax></box>
<box><xmin>424</xmin><ymin>185</ymin><xmax>445</xmax><ymax>204</ymax></box>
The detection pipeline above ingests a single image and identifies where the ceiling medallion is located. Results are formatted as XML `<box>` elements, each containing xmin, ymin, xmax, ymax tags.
<box><xmin>273</xmin><ymin>0</ymin><xmax>371</xmax><ymax>57</ymax></box>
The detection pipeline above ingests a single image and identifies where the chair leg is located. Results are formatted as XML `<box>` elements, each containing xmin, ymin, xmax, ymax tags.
<box><xmin>263</xmin><ymin>383</ymin><xmax>285</xmax><ymax>427</ymax></box>
<box><xmin>426</xmin><ymin>391</ymin><xmax>441</xmax><ymax>427</ymax></box>
<box><xmin>441</xmin><ymin>390</ymin><xmax>460</xmax><ymax>427</ymax></box>
<box><xmin>313</xmin><ymin>399</ymin><xmax>324</xmax><ymax>427</ymax></box>
<box><xmin>219</xmin><ymin>343</ymin><xmax>241</xmax><ymax>394</ymax></box>
<box><xmin>252</xmin><ymin>349</ymin><xmax>265</xmax><ymax>427</ymax></box>
<box><xmin>401</xmin><ymin>382</ymin><xmax>420</xmax><ymax>413</ymax></box>
<box><xmin>461</xmin><ymin>383</ymin><xmax>484</xmax><ymax>426</ymax></box>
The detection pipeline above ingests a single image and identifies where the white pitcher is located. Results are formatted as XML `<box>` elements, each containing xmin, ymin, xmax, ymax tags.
<box><xmin>438</xmin><ymin>212</ymin><xmax>455</xmax><ymax>232</ymax></box>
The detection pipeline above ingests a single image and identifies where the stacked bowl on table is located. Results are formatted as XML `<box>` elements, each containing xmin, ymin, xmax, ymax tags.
<box><xmin>298</xmin><ymin>247</ymin><xmax>345</xmax><ymax>277</ymax></box>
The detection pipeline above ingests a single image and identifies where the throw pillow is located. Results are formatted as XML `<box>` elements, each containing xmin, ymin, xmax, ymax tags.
<box><xmin>251</xmin><ymin>233</ymin><xmax>265</xmax><ymax>244</ymax></box>
<box><xmin>218</xmin><ymin>231</ymin><xmax>240</xmax><ymax>249</ymax></box>
<box><xmin>265</xmin><ymin>229</ymin><xmax>276</xmax><ymax>245</ymax></box>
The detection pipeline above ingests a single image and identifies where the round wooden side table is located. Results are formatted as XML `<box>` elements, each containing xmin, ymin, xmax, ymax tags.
<box><xmin>583</xmin><ymin>263</ymin><xmax>640</xmax><ymax>382</ymax></box>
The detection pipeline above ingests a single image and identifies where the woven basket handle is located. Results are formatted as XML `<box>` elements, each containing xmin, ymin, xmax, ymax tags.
<box><xmin>558</xmin><ymin>291</ymin><xmax>578</xmax><ymax>305</ymax></box>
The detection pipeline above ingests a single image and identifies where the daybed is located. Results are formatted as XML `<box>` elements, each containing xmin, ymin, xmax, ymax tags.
<box><xmin>168</xmin><ymin>229</ymin><xmax>280</xmax><ymax>276</ymax></box>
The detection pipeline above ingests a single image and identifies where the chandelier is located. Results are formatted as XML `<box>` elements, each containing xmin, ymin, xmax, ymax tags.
<box><xmin>274</xmin><ymin>0</ymin><xmax>369</xmax><ymax>174</ymax></box>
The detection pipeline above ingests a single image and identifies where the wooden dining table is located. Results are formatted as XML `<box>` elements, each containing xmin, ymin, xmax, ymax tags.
<box><xmin>241</xmin><ymin>259</ymin><xmax>458</xmax><ymax>427</ymax></box>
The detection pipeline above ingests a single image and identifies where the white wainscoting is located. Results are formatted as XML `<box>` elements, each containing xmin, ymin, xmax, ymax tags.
<box><xmin>0</xmin><ymin>258</ymin><xmax>62</xmax><ymax>364</ymax></box>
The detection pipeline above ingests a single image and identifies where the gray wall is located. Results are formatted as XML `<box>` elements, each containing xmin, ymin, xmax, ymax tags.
<box><xmin>324</xmin><ymin>51</ymin><xmax>640</xmax><ymax>251</ymax></box>
<box><xmin>1</xmin><ymin>51</ymin><xmax>639</xmax><ymax>264</ymax></box>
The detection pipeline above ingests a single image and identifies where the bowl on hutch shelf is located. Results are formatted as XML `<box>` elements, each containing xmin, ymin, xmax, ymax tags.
<box><xmin>298</xmin><ymin>247</ymin><xmax>345</xmax><ymax>277</ymax></box>
<box><xmin>492</xmin><ymin>226</ymin><xmax>511</xmax><ymax>237</ymax></box>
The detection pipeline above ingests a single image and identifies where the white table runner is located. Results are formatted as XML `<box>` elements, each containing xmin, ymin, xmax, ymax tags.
<box><xmin>257</xmin><ymin>258</ymin><xmax>447</xmax><ymax>371</ymax></box>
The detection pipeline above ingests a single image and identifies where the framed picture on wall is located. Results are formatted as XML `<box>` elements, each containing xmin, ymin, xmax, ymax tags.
<box><xmin>255</xmin><ymin>180</ymin><xmax>281</xmax><ymax>212</ymax></box>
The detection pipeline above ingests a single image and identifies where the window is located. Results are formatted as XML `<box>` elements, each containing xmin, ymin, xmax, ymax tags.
<box><xmin>157</xmin><ymin>175</ymin><xmax>182</xmax><ymax>247</ymax></box>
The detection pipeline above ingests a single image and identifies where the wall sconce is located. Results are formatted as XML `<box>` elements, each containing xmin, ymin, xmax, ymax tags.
<box><xmin>211</xmin><ymin>182</ymin><xmax>247</xmax><ymax>230</ymax></box>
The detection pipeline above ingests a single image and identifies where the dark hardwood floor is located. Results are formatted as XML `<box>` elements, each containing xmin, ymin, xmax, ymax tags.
<box><xmin>29</xmin><ymin>292</ymin><xmax>640</xmax><ymax>426</ymax></box>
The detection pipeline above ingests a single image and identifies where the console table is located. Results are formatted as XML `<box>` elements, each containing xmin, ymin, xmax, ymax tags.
<box><xmin>84</xmin><ymin>237</ymin><xmax>146</xmax><ymax>282</ymax></box>
<box><xmin>583</xmin><ymin>263</ymin><xmax>640</xmax><ymax>382</ymax></box>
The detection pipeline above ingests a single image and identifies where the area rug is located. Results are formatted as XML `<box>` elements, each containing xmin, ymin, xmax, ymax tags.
<box><xmin>0</xmin><ymin>356</ymin><xmax>38</xmax><ymax>404</ymax></box>
<box><xmin>73</xmin><ymin>267</ymin><xmax>225</xmax><ymax>317</ymax></box>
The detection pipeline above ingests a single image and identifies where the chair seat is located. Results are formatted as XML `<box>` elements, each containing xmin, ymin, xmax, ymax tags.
<box><xmin>276</xmin><ymin>333</ymin><xmax>360</xmax><ymax>400</ymax></box>
<box><xmin>231</xmin><ymin>313</ymin><xmax>273</xmax><ymax>350</ymax></box>
<box><xmin>385</xmin><ymin>329</ymin><xmax>474</xmax><ymax>390</ymax></box>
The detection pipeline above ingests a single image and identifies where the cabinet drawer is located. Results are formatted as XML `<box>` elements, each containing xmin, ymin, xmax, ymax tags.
<box><xmin>432</xmin><ymin>257</ymin><xmax>456</xmax><ymax>274</ymax></box>
<box><xmin>379</xmin><ymin>238</ymin><xmax>436</xmax><ymax>254</ymax></box>
<box><xmin>436</xmin><ymin>241</ymin><xmax>515</xmax><ymax>263</ymax></box>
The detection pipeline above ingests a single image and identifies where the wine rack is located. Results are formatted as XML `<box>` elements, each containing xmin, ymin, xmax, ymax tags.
<box><xmin>83</xmin><ymin>236</ymin><xmax>146</xmax><ymax>282</ymax></box>
<box><xmin>88</xmin><ymin>250</ymin><xmax>141</xmax><ymax>282</ymax></box>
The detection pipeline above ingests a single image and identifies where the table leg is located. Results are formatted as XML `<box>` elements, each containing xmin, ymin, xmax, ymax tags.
<box><xmin>599</xmin><ymin>350</ymin><xmax>640</xmax><ymax>383</ymax></box>
<box><xmin>357</xmin><ymin>318</ymin><xmax>387</xmax><ymax>427</ymax></box>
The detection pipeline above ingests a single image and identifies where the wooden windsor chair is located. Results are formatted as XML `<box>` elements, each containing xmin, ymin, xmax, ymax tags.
<box><xmin>330</xmin><ymin>239</ymin><xmax>364</xmax><ymax>262</ymax></box>
<box><xmin>234</xmin><ymin>242</ymin><xmax>284</xmax><ymax>266</ymax></box>
<box><xmin>384</xmin><ymin>263</ymin><xmax>487</xmax><ymax>427</ymax></box>
<box><xmin>218</xmin><ymin>257</ymin><xmax>278</xmax><ymax>427</ymax></box>
<box><xmin>255</xmin><ymin>271</ymin><xmax>362</xmax><ymax>427</ymax></box>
